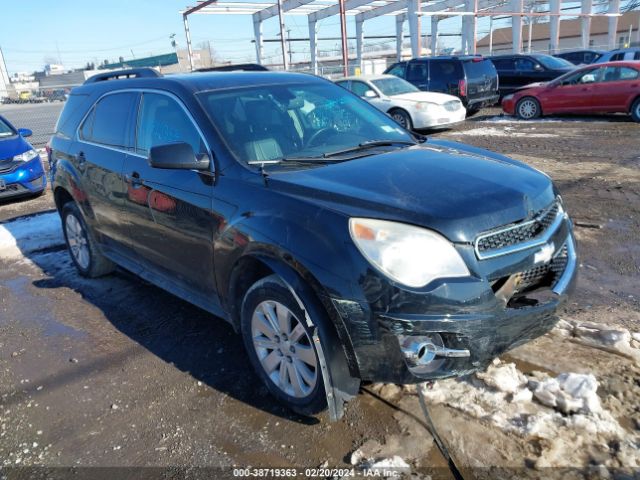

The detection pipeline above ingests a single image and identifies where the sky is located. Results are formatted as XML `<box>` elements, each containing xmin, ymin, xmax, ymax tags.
<box><xmin>2</xmin><ymin>0</ymin><xmax>622</xmax><ymax>75</ymax></box>
<box><xmin>0</xmin><ymin>0</ymin><xmax>492</xmax><ymax>75</ymax></box>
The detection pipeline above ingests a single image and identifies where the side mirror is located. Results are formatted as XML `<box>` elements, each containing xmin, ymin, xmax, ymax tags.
<box><xmin>534</xmin><ymin>64</ymin><xmax>544</xmax><ymax>71</ymax></box>
<box><xmin>364</xmin><ymin>90</ymin><xmax>377</xmax><ymax>98</ymax></box>
<box><xmin>581</xmin><ymin>74</ymin><xmax>596</xmax><ymax>84</ymax></box>
<box><xmin>18</xmin><ymin>128</ymin><xmax>32</xmax><ymax>137</ymax></box>
<box><xmin>148</xmin><ymin>142</ymin><xmax>210</xmax><ymax>170</ymax></box>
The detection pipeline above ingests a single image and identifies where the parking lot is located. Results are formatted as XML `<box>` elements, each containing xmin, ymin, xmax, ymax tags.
<box><xmin>1</xmin><ymin>104</ymin><xmax>639</xmax><ymax>477</ymax></box>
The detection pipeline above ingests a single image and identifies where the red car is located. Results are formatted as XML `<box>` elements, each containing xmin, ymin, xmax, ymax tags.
<box><xmin>502</xmin><ymin>61</ymin><xmax>640</xmax><ymax>122</ymax></box>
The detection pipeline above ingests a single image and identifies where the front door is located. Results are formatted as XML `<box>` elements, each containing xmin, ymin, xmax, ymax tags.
<box><xmin>122</xmin><ymin>91</ymin><xmax>217</xmax><ymax>304</ymax></box>
<box><xmin>541</xmin><ymin>67</ymin><xmax>601</xmax><ymax>113</ymax></box>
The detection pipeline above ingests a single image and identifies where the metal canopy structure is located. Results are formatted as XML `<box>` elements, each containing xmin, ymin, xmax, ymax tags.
<box><xmin>182</xmin><ymin>0</ymin><xmax>624</xmax><ymax>75</ymax></box>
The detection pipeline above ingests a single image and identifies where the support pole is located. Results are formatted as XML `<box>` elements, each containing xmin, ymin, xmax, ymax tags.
<box><xmin>581</xmin><ymin>0</ymin><xmax>592</xmax><ymax>49</ymax></box>
<box><xmin>339</xmin><ymin>0</ymin><xmax>349</xmax><ymax>76</ymax></box>
<box><xmin>277</xmin><ymin>0</ymin><xmax>288</xmax><ymax>70</ymax></box>
<box><xmin>431</xmin><ymin>15</ymin><xmax>439</xmax><ymax>55</ymax></box>
<box><xmin>607</xmin><ymin>0</ymin><xmax>620</xmax><ymax>50</ymax></box>
<box><xmin>408</xmin><ymin>0</ymin><xmax>421</xmax><ymax>57</ymax></box>
<box><xmin>183</xmin><ymin>14</ymin><xmax>194</xmax><ymax>72</ymax></box>
<box><xmin>309</xmin><ymin>19</ymin><xmax>318</xmax><ymax>75</ymax></box>
<box><xmin>356</xmin><ymin>17</ymin><xmax>364</xmax><ymax>71</ymax></box>
<box><xmin>511</xmin><ymin>0</ymin><xmax>524</xmax><ymax>54</ymax></box>
<box><xmin>527</xmin><ymin>10</ymin><xmax>534</xmax><ymax>53</ymax></box>
<box><xmin>489</xmin><ymin>15</ymin><xmax>494</xmax><ymax>55</ymax></box>
<box><xmin>549</xmin><ymin>0</ymin><xmax>560</xmax><ymax>53</ymax></box>
<box><xmin>253</xmin><ymin>18</ymin><xmax>263</xmax><ymax>64</ymax></box>
<box><xmin>396</xmin><ymin>14</ymin><xmax>405</xmax><ymax>60</ymax></box>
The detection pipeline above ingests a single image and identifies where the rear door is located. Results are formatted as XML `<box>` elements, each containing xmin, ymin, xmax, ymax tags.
<box><xmin>590</xmin><ymin>65</ymin><xmax>640</xmax><ymax>112</ymax></box>
<box><xmin>491</xmin><ymin>57</ymin><xmax>517</xmax><ymax>94</ymax></box>
<box><xmin>122</xmin><ymin>91</ymin><xmax>217</xmax><ymax>303</ymax></box>
<box><xmin>76</xmin><ymin>91</ymin><xmax>138</xmax><ymax>256</ymax></box>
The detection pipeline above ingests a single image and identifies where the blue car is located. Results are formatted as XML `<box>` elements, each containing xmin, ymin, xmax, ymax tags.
<box><xmin>0</xmin><ymin>115</ymin><xmax>46</xmax><ymax>200</ymax></box>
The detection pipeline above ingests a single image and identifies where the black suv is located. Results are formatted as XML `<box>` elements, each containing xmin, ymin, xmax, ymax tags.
<box><xmin>384</xmin><ymin>55</ymin><xmax>500</xmax><ymax>114</ymax></box>
<box><xmin>554</xmin><ymin>49</ymin><xmax>605</xmax><ymax>66</ymax></box>
<box><xmin>489</xmin><ymin>54</ymin><xmax>575</xmax><ymax>97</ymax></box>
<box><xmin>50</xmin><ymin>68</ymin><xmax>577</xmax><ymax>419</ymax></box>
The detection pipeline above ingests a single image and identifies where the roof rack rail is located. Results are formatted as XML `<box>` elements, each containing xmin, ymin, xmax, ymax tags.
<box><xmin>84</xmin><ymin>68</ymin><xmax>162</xmax><ymax>84</ymax></box>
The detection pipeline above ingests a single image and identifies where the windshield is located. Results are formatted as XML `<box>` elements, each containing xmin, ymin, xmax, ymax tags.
<box><xmin>371</xmin><ymin>77</ymin><xmax>419</xmax><ymax>96</ymax></box>
<box><xmin>535</xmin><ymin>55</ymin><xmax>574</xmax><ymax>69</ymax></box>
<box><xmin>197</xmin><ymin>82</ymin><xmax>414</xmax><ymax>164</ymax></box>
<box><xmin>0</xmin><ymin>117</ymin><xmax>15</xmax><ymax>137</ymax></box>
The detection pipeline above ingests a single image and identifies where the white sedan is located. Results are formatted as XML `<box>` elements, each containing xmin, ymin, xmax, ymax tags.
<box><xmin>335</xmin><ymin>74</ymin><xmax>466</xmax><ymax>130</ymax></box>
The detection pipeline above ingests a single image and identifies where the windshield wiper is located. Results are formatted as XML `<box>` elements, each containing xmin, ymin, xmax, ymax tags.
<box><xmin>323</xmin><ymin>140</ymin><xmax>417</xmax><ymax>158</ymax></box>
<box><xmin>247</xmin><ymin>155</ymin><xmax>342</xmax><ymax>166</ymax></box>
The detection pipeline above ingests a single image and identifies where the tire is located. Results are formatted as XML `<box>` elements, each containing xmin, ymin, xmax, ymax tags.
<box><xmin>516</xmin><ymin>97</ymin><xmax>542</xmax><ymax>120</ymax></box>
<box><xmin>61</xmin><ymin>202</ymin><xmax>115</xmax><ymax>278</ymax></box>
<box><xmin>631</xmin><ymin>98</ymin><xmax>640</xmax><ymax>123</ymax></box>
<box><xmin>389</xmin><ymin>109</ymin><xmax>413</xmax><ymax>130</ymax></box>
<box><xmin>241</xmin><ymin>274</ymin><xmax>327</xmax><ymax>415</ymax></box>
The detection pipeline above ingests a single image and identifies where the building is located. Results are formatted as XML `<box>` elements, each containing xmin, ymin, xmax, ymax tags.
<box><xmin>99</xmin><ymin>49</ymin><xmax>213</xmax><ymax>74</ymax></box>
<box><xmin>477</xmin><ymin>10</ymin><xmax>640</xmax><ymax>55</ymax></box>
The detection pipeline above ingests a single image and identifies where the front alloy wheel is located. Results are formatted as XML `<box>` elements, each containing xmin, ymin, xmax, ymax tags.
<box><xmin>516</xmin><ymin>97</ymin><xmax>541</xmax><ymax>120</ymax></box>
<box><xmin>241</xmin><ymin>275</ymin><xmax>326</xmax><ymax>414</ymax></box>
<box><xmin>251</xmin><ymin>300</ymin><xmax>318</xmax><ymax>398</ymax></box>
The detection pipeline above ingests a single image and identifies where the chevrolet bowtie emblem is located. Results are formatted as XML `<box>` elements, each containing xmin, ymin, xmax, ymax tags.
<box><xmin>534</xmin><ymin>242</ymin><xmax>555</xmax><ymax>264</ymax></box>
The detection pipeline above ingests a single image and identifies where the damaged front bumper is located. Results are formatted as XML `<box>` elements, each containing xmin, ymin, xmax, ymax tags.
<box><xmin>331</xmin><ymin>212</ymin><xmax>578</xmax><ymax>384</ymax></box>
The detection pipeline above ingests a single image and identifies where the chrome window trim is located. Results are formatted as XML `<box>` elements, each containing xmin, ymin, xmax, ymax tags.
<box><xmin>474</xmin><ymin>202</ymin><xmax>565</xmax><ymax>260</ymax></box>
<box><xmin>75</xmin><ymin>88</ymin><xmax>213</xmax><ymax>170</ymax></box>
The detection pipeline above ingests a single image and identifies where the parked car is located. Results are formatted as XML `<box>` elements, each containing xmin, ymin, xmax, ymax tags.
<box><xmin>384</xmin><ymin>56</ymin><xmax>499</xmax><ymax>114</ymax></box>
<box><xmin>594</xmin><ymin>47</ymin><xmax>640</xmax><ymax>63</ymax></box>
<box><xmin>0</xmin><ymin>115</ymin><xmax>47</xmax><ymax>200</ymax></box>
<box><xmin>47</xmin><ymin>89</ymin><xmax>69</xmax><ymax>102</ymax></box>
<box><xmin>335</xmin><ymin>74</ymin><xmax>465</xmax><ymax>129</ymax></box>
<box><xmin>502</xmin><ymin>61</ymin><xmax>640</xmax><ymax>121</ymax></box>
<box><xmin>50</xmin><ymin>68</ymin><xmax>577</xmax><ymax>418</ymax></box>
<box><xmin>489</xmin><ymin>54</ymin><xmax>575</xmax><ymax>97</ymax></box>
<box><xmin>554</xmin><ymin>49</ymin><xmax>605</xmax><ymax>65</ymax></box>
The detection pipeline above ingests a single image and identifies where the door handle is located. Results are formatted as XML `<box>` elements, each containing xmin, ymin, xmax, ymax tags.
<box><xmin>125</xmin><ymin>171</ymin><xmax>143</xmax><ymax>186</ymax></box>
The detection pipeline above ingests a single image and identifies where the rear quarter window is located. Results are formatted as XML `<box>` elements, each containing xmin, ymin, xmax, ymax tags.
<box><xmin>54</xmin><ymin>93</ymin><xmax>90</xmax><ymax>138</ymax></box>
<box><xmin>430</xmin><ymin>61</ymin><xmax>462</xmax><ymax>82</ymax></box>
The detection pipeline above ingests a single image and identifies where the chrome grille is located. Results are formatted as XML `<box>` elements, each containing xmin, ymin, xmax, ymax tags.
<box><xmin>476</xmin><ymin>200</ymin><xmax>561</xmax><ymax>258</ymax></box>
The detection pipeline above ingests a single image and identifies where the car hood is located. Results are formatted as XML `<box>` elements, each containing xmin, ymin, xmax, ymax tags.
<box><xmin>0</xmin><ymin>134</ymin><xmax>31</xmax><ymax>165</ymax></box>
<box><xmin>268</xmin><ymin>139</ymin><xmax>555</xmax><ymax>243</ymax></box>
<box><xmin>391</xmin><ymin>91</ymin><xmax>459</xmax><ymax>105</ymax></box>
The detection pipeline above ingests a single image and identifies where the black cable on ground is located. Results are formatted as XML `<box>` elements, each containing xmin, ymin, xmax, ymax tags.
<box><xmin>417</xmin><ymin>383</ymin><xmax>465</xmax><ymax>480</ymax></box>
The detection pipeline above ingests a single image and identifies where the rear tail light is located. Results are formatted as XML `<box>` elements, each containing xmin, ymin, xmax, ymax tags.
<box><xmin>458</xmin><ymin>79</ymin><xmax>467</xmax><ymax>97</ymax></box>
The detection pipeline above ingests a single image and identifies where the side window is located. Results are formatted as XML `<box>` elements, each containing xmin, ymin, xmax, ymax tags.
<box><xmin>619</xmin><ymin>67</ymin><xmax>639</xmax><ymax>80</ymax></box>
<box><xmin>82</xmin><ymin>93</ymin><xmax>136</xmax><ymax>149</ymax></box>
<box><xmin>635</xmin><ymin>52</ymin><xmax>640</xmax><ymax>60</ymax></box>
<box><xmin>350</xmin><ymin>81</ymin><xmax>374</xmax><ymax>97</ymax></box>
<box><xmin>429</xmin><ymin>61</ymin><xmax>457</xmax><ymax>81</ymax></box>
<box><xmin>386</xmin><ymin>63</ymin><xmax>406</xmax><ymax>78</ymax></box>
<box><xmin>515</xmin><ymin>58</ymin><xmax>536</xmax><ymax>72</ymax></box>
<box><xmin>335</xmin><ymin>81</ymin><xmax>350</xmax><ymax>91</ymax></box>
<box><xmin>406</xmin><ymin>62</ymin><xmax>427</xmax><ymax>82</ymax></box>
<box><xmin>610</xmin><ymin>52</ymin><xmax>624</xmax><ymax>61</ymax></box>
<box><xmin>136</xmin><ymin>93</ymin><xmax>206</xmax><ymax>157</ymax></box>
<box><xmin>492</xmin><ymin>58</ymin><xmax>515</xmax><ymax>70</ymax></box>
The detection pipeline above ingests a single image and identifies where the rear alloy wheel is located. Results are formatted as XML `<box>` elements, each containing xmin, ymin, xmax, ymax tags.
<box><xmin>390</xmin><ymin>109</ymin><xmax>413</xmax><ymax>130</ymax></box>
<box><xmin>61</xmin><ymin>202</ymin><xmax>115</xmax><ymax>278</ymax></box>
<box><xmin>241</xmin><ymin>275</ymin><xmax>326</xmax><ymax>414</ymax></box>
<box><xmin>516</xmin><ymin>97</ymin><xmax>541</xmax><ymax>120</ymax></box>
<box><xmin>631</xmin><ymin>98</ymin><xmax>640</xmax><ymax>123</ymax></box>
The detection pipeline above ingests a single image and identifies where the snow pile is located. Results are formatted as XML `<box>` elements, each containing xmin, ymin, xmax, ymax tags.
<box><xmin>451</xmin><ymin>126</ymin><xmax>557</xmax><ymax>138</ymax></box>
<box><xmin>0</xmin><ymin>212</ymin><xmax>64</xmax><ymax>260</ymax></box>
<box><xmin>419</xmin><ymin>361</ymin><xmax>639</xmax><ymax>468</ymax></box>
<box><xmin>552</xmin><ymin>319</ymin><xmax>640</xmax><ymax>364</ymax></box>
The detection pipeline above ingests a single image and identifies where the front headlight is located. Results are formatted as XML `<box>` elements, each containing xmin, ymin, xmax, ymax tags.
<box><xmin>349</xmin><ymin>218</ymin><xmax>470</xmax><ymax>288</ymax></box>
<box><xmin>14</xmin><ymin>149</ymin><xmax>38</xmax><ymax>162</ymax></box>
<box><xmin>415</xmin><ymin>102</ymin><xmax>438</xmax><ymax>111</ymax></box>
